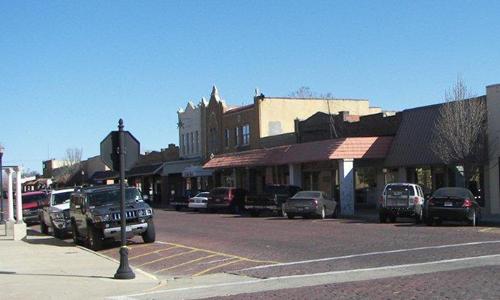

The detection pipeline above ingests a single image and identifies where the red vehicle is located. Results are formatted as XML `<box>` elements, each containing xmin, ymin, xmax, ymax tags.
<box><xmin>20</xmin><ymin>191</ymin><xmax>49</xmax><ymax>224</ymax></box>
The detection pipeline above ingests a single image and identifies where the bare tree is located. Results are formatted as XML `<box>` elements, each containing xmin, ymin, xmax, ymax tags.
<box><xmin>289</xmin><ymin>86</ymin><xmax>335</xmax><ymax>99</ymax></box>
<box><xmin>431</xmin><ymin>77</ymin><xmax>487</xmax><ymax>186</ymax></box>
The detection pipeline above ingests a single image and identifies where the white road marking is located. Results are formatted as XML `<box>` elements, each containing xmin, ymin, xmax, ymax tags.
<box><xmin>108</xmin><ymin>253</ymin><xmax>500</xmax><ymax>300</ymax></box>
<box><xmin>239</xmin><ymin>239</ymin><xmax>500</xmax><ymax>271</ymax></box>
<box><xmin>199</xmin><ymin>257</ymin><xmax>234</xmax><ymax>265</ymax></box>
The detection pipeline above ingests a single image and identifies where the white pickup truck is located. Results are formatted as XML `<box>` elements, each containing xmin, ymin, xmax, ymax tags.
<box><xmin>39</xmin><ymin>188</ymin><xmax>75</xmax><ymax>238</ymax></box>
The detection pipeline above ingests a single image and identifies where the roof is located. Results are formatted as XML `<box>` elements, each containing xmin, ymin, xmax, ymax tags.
<box><xmin>162</xmin><ymin>158</ymin><xmax>202</xmax><ymax>175</ymax></box>
<box><xmin>126</xmin><ymin>163</ymin><xmax>164</xmax><ymax>177</ymax></box>
<box><xmin>90</xmin><ymin>170</ymin><xmax>118</xmax><ymax>181</ymax></box>
<box><xmin>384</xmin><ymin>97</ymin><xmax>485</xmax><ymax>167</ymax></box>
<box><xmin>203</xmin><ymin>136</ymin><xmax>393</xmax><ymax>169</ymax></box>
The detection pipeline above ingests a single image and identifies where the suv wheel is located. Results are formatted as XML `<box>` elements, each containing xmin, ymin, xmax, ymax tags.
<box><xmin>319</xmin><ymin>206</ymin><xmax>326</xmax><ymax>219</ymax></box>
<box><xmin>53</xmin><ymin>227</ymin><xmax>64</xmax><ymax>239</ymax></box>
<box><xmin>72</xmin><ymin>222</ymin><xmax>83</xmax><ymax>246</ymax></box>
<box><xmin>287</xmin><ymin>214</ymin><xmax>295</xmax><ymax>219</ymax></box>
<box><xmin>86</xmin><ymin>224</ymin><xmax>103</xmax><ymax>251</ymax></box>
<box><xmin>280</xmin><ymin>204</ymin><xmax>288</xmax><ymax>218</ymax></box>
<box><xmin>250</xmin><ymin>210</ymin><xmax>260</xmax><ymax>217</ymax></box>
<box><xmin>40</xmin><ymin>219</ymin><xmax>49</xmax><ymax>234</ymax></box>
<box><xmin>142</xmin><ymin>219</ymin><xmax>156</xmax><ymax>243</ymax></box>
<box><xmin>331</xmin><ymin>207</ymin><xmax>339</xmax><ymax>219</ymax></box>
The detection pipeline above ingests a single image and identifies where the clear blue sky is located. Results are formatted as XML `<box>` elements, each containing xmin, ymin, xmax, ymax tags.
<box><xmin>1</xmin><ymin>1</ymin><xmax>499</xmax><ymax>173</ymax></box>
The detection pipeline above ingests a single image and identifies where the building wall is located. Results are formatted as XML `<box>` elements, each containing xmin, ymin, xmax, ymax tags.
<box><xmin>258</xmin><ymin>97</ymin><xmax>382</xmax><ymax>138</ymax></box>
<box><xmin>221</xmin><ymin>105</ymin><xmax>260</xmax><ymax>153</ymax></box>
<box><xmin>82</xmin><ymin>156</ymin><xmax>109</xmax><ymax>180</ymax></box>
<box><xmin>487</xmin><ymin>83</ymin><xmax>500</xmax><ymax>214</ymax></box>
<box><xmin>42</xmin><ymin>159</ymin><xmax>66</xmax><ymax>178</ymax></box>
<box><xmin>204</xmin><ymin>87</ymin><xmax>227</xmax><ymax>157</ymax></box>
<box><xmin>178</xmin><ymin>102</ymin><xmax>202</xmax><ymax>159</ymax></box>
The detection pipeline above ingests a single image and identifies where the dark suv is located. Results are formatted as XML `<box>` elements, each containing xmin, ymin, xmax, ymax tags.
<box><xmin>69</xmin><ymin>185</ymin><xmax>155</xmax><ymax>250</ymax></box>
<box><xmin>207</xmin><ymin>187</ymin><xmax>247</xmax><ymax>213</ymax></box>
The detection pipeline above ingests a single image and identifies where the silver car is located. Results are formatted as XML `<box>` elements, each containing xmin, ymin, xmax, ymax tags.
<box><xmin>284</xmin><ymin>191</ymin><xmax>338</xmax><ymax>219</ymax></box>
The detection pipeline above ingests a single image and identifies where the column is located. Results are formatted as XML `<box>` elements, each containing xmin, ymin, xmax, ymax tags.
<box><xmin>288</xmin><ymin>164</ymin><xmax>302</xmax><ymax>187</ymax></box>
<box><xmin>15</xmin><ymin>166</ymin><xmax>23</xmax><ymax>224</ymax></box>
<box><xmin>339</xmin><ymin>159</ymin><xmax>354</xmax><ymax>216</ymax></box>
<box><xmin>6</xmin><ymin>168</ymin><xmax>14</xmax><ymax>222</ymax></box>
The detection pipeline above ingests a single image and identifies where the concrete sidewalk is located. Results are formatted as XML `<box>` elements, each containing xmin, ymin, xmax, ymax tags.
<box><xmin>0</xmin><ymin>229</ymin><xmax>160</xmax><ymax>300</ymax></box>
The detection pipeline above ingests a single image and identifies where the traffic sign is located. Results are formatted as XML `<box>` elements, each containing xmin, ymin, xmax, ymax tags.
<box><xmin>100</xmin><ymin>130</ymin><xmax>140</xmax><ymax>171</ymax></box>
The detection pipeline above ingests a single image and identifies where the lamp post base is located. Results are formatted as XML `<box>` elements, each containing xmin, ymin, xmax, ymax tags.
<box><xmin>114</xmin><ymin>246</ymin><xmax>135</xmax><ymax>280</ymax></box>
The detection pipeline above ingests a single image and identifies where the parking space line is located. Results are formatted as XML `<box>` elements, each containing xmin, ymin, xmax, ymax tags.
<box><xmin>129</xmin><ymin>246</ymin><xmax>178</xmax><ymax>260</ymax></box>
<box><xmin>238</xmin><ymin>239</ymin><xmax>500</xmax><ymax>271</ymax></box>
<box><xmin>137</xmin><ymin>249</ymin><xmax>198</xmax><ymax>267</ymax></box>
<box><xmin>156</xmin><ymin>241</ymin><xmax>280</xmax><ymax>264</ymax></box>
<box><xmin>153</xmin><ymin>254</ymin><xmax>219</xmax><ymax>274</ymax></box>
<box><xmin>193</xmin><ymin>258</ymin><xmax>242</xmax><ymax>277</ymax></box>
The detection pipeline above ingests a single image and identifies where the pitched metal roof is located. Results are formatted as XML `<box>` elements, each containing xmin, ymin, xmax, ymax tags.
<box><xmin>203</xmin><ymin>136</ymin><xmax>393</xmax><ymax>169</ymax></box>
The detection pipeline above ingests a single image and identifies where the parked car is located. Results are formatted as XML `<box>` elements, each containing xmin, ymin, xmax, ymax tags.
<box><xmin>206</xmin><ymin>187</ymin><xmax>247</xmax><ymax>213</ymax></box>
<box><xmin>245</xmin><ymin>185</ymin><xmax>302</xmax><ymax>217</ymax></box>
<box><xmin>39</xmin><ymin>188</ymin><xmax>74</xmax><ymax>238</ymax></box>
<box><xmin>284</xmin><ymin>191</ymin><xmax>338</xmax><ymax>219</ymax></box>
<box><xmin>20</xmin><ymin>191</ymin><xmax>49</xmax><ymax>225</ymax></box>
<box><xmin>188</xmin><ymin>192</ymin><xmax>210</xmax><ymax>210</ymax></box>
<box><xmin>70</xmin><ymin>185</ymin><xmax>155</xmax><ymax>250</ymax></box>
<box><xmin>171</xmin><ymin>189</ymin><xmax>200</xmax><ymax>211</ymax></box>
<box><xmin>378</xmin><ymin>183</ymin><xmax>425</xmax><ymax>223</ymax></box>
<box><xmin>425</xmin><ymin>187</ymin><xmax>481</xmax><ymax>226</ymax></box>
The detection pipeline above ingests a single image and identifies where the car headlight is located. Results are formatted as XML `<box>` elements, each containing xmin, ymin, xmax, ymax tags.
<box><xmin>146</xmin><ymin>209</ymin><xmax>153</xmax><ymax>216</ymax></box>
<box><xmin>94</xmin><ymin>214</ymin><xmax>110</xmax><ymax>222</ymax></box>
<box><xmin>50</xmin><ymin>212</ymin><xmax>65</xmax><ymax>219</ymax></box>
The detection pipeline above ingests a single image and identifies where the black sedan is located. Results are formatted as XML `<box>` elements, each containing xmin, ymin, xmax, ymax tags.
<box><xmin>284</xmin><ymin>191</ymin><xmax>338</xmax><ymax>219</ymax></box>
<box><xmin>425</xmin><ymin>187</ymin><xmax>481</xmax><ymax>226</ymax></box>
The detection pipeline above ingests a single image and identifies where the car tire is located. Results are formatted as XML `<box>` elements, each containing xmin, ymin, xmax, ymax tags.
<box><xmin>425</xmin><ymin>217</ymin><xmax>434</xmax><ymax>226</ymax></box>
<box><xmin>174</xmin><ymin>205</ymin><xmax>181</xmax><ymax>211</ymax></box>
<box><xmin>468</xmin><ymin>209</ymin><xmax>478</xmax><ymax>227</ymax></box>
<box><xmin>53</xmin><ymin>227</ymin><xmax>65</xmax><ymax>239</ymax></box>
<box><xmin>250</xmin><ymin>210</ymin><xmax>260</xmax><ymax>217</ymax></box>
<box><xmin>40</xmin><ymin>220</ymin><xmax>49</xmax><ymax>234</ymax></box>
<box><xmin>287</xmin><ymin>214</ymin><xmax>295</xmax><ymax>219</ymax></box>
<box><xmin>86</xmin><ymin>224</ymin><xmax>103</xmax><ymax>251</ymax></box>
<box><xmin>389</xmin><ymin>215</ymin><xmax>397</xmax><ymax>223</ymax></box>
<box><xmin>379</xmin><ymin>211</ymin><xmax>387</xmax><ymax>223</ymax></box>
<box><xmin>142</xmin><ymin>220</ymin><xmax>156</xmax><ymax>243</ymax></box>
<box><xmin>435</xmin><ymin>219</ymin><xmax>442</xmax><ymax>226</ymax></box>
<box><xmin>72</xmin><ymin>222</ymin><xmax>83</xmax><ymax>246</ymax></box>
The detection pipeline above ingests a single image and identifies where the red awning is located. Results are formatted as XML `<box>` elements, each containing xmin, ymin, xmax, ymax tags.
<box><xmin>203</xmin><ymin>136</ymin><xmax>393</xmax><ymax>169</ymax></box>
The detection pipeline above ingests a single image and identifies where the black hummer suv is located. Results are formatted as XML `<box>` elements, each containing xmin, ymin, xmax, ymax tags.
<box><xmin>69</xmin><ymin>185</ymin><xmax>155</xmax><ymax>250</ymax></box>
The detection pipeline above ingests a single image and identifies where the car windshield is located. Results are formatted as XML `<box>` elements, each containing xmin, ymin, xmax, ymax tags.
<box><xmin>433</xmin><ymin>188</ymin><xmax>470</xmax><ymax>199</ymax></box>
<box><xmin>88</xmin><ymin>188</ymin><xmax>142</xmax><ymax>206</ymax></box>
<box><xmin>292</xmin><ymin>191</ymin><xmax>321</xmax><ymax>199</ymax></box>
<box><xmin>52</xmin><ymin>191</ymin><xmax>73</xmax><ymax>205</ymax></box>
<box><xmin>22</xmin><ymin>193</ymin><xmax>46</xmax><ymax>204</ymax></box>
<box><xmin>195</xmin><ymin>192</ymin><xmax>210</xmax><ymax>198</ymax></box>
<box><xmin>211</xmin><ymin>188</ymin><xmax>228</xmax><ymax>196</ymax></box>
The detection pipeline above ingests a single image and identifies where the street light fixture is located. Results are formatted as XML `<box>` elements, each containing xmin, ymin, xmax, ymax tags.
<box><xmin>0</xmin><ymin>145</ymin><xmax>4</xmax><ymax>224</ymax></box>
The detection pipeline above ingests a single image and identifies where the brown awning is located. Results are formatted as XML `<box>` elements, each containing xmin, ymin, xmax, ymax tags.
<box><xmin>203</xmin><ymin>136</ymin><xmax>393</xmax><ymax>169</ymax></box>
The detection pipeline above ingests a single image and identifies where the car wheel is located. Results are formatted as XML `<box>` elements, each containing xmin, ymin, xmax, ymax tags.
<box><xmin>468</xmin><ymin>209</ymin><xmax>478</xmax><ymax>227</ymax></box>
<box><xmin>332</xmin><ymin>206</ymin><xmax>339</xmax><ymax>219</ymax></box>
<box><xmin>86</xmin><ymin>224</ymin><xmax>103</xmax><ymax>251</ymax></box>
<box><xmin>174</xmin><ymin>205</ymin><xmax>181</xmax><ymax>211</ymax></box>
<box><xmin>280</xmin><ymin>204</ymin><xmax>288</xmax><ymax>218</ymax></box>
<box><xmin>425</xmin><ymin>217</ymin><xmax>434</xmax><ymax>226</ymax></box>
<box><xmin>40</xmin><ymin>220</ymin><xmax>49</xmax><ymax>234</ymax></box>
<box><xmin>319</xmin><ymin>206</ymin><xmax>326</xmax><ymax>219</ymax></box>
<box><xmin>72</xmin><ymin>222</ymin><xmax>83</xmax><ymax>246</ymax></box>
<box><xmin>142</xmin><ymin>219</ymin><xmax>156</xmax><ymax>243</ymax></box>
<box><xmin>287</xmin><ymin>214</ymin><xmax>295</xmax><ymax>219</ymax></box>
<box><xmin>379</xmin><ymin>211</ymin><xmax>387</xmax><ymax>223</ymax></box>
<box><xmin>389</xmin><ymin>215</ymin><xmax>397</xmax><ymax>223</ymax></box>
<box><xmin>53</xmin><ymin>227</ymin><xmax>65</xmax><ymax>239</ymax></box>
<box><xmin>435</xmin><ymin>219</ymin><xmax>442</xmax><ymax>226</ymax></box>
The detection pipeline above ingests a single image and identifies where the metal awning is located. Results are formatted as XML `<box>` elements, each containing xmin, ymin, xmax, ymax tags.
<box><xmin>182</xmin><ymin>165</ymin><xmax>213</xmax><ymax>178</ymax></box>
<box><xmin>162</xmin><ymin>158</ymin><xmax>202</xmax><ymax>176</ymax></box>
